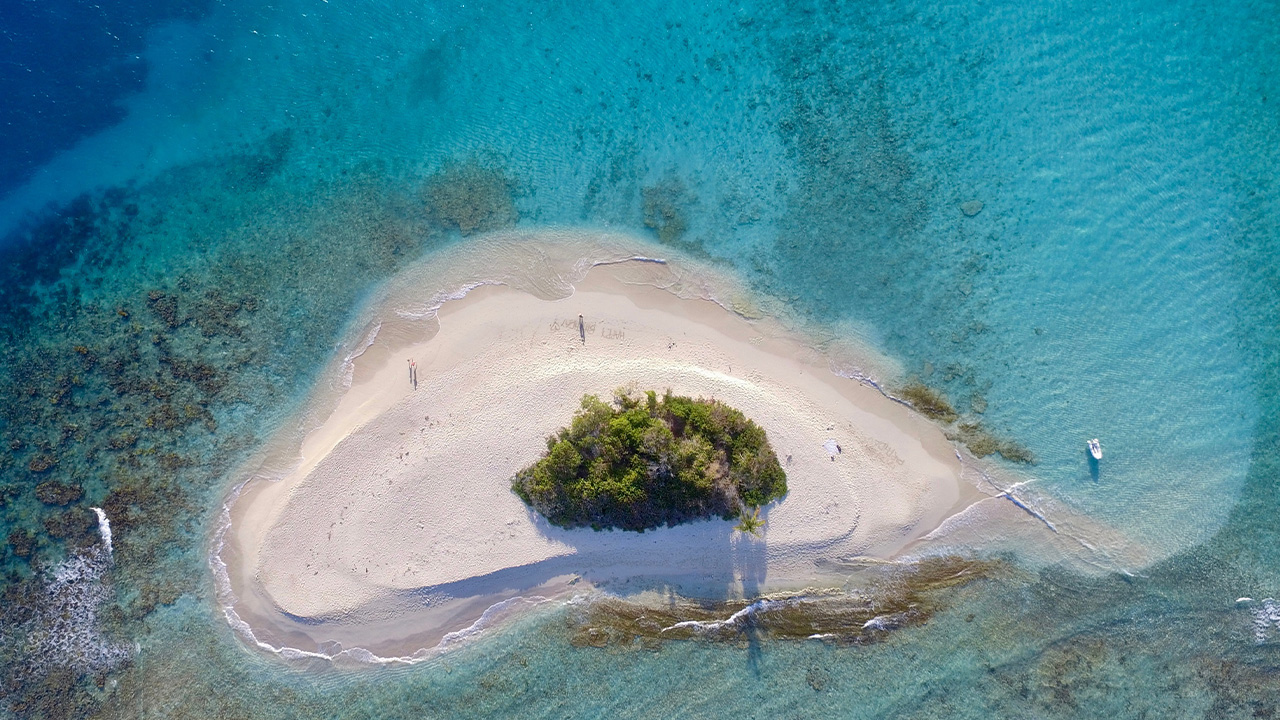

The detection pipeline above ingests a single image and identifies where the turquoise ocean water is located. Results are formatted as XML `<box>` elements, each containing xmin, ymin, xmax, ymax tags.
<box><xmin>1</xmin><ymin>0</ymin><xmax>1278</xmax><ymax>717</ymax></box>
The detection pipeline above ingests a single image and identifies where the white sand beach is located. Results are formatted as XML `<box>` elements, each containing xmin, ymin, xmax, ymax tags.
<box><xmin>215</xmin><ymin>232</ymin><xmax>1145</xmax><ymax>659</ymax></box>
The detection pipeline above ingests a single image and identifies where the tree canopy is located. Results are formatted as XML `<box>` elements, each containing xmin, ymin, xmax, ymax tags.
<box><xmin>511</xmin><ymin>389</ymin><xmax>788</xmax><ymax>531</ymax></box>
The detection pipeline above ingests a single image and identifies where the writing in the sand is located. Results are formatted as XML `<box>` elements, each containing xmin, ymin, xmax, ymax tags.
<box><xmin>550</xmin><ymin>317</ymin><xmax>597</xmax><ymax>335</ymax></box>
<box><xmin>601</xmin><ymin>327</ymin><xmax>625</xmax><ymax>340</ymax></box>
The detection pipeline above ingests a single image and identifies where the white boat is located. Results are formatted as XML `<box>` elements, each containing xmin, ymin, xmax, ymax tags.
<box><xmin>1088</xmin><ymin>438</ymin><xmax>1102</xmax><ymax>460</ymax></box>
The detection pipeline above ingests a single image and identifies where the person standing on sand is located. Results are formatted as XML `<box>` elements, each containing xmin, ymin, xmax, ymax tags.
<box><xmin>408</xmin><ymin>358</ymin><xmax>417</xmax><ymax>389</ymax></box>
<box><xmin>578</xmin><ymin>314</ymin><xmax>585</xmax><ymax>344</ymax></box>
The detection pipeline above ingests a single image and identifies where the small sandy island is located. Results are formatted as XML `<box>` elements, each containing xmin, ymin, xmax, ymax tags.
<box><xmin>215</xmin><ymin>231</ymin><xmax>1144</xmax><ymax>661</ymax></box>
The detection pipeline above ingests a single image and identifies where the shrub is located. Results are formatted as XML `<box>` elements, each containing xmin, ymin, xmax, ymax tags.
<box><xmin>512</xmin><ymin>389</ymin><xmax>787</xmax><ymax>531</ymax></box>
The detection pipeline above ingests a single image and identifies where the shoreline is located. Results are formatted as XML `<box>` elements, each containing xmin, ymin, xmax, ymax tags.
<box><xmin>212</xmin><ymin>230</ymin><xmax>1143</xmax><ymax>662</ymax></box>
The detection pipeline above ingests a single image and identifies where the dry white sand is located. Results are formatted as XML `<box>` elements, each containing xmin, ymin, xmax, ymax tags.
<box><xmin>216</xmin><ymin>232</ymin><xmax>1146</xmax><ymax>659</ymax></box>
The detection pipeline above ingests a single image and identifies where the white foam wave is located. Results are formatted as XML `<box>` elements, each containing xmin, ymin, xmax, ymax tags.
<box><xmin>10</xmin><ymin>540</ymin><xmax>131</xmax><ymax>674</ymax></box>
<box><xmin>218</xmin><ymin>594</ymin><xmax>549</xmax><ymax>666</ymax></box>
<box><xmin>916</xmin><ymin>451</ymin><xmax>1146</xmax><ymax>578</ymax></box>
<box><xmin>337</xmin><ymin>320</ymin><xmax>382</xmax><ymax>390</ymax></box>
<box><xmin>660</xmin><ymin>597</ymin><xmax>795</xmax><ymax>634</ymax></box>
<box><xmin>862</xmin><ymin>615</ymin><xmax>891</xmax><ymax>630</ymax></box>
<box><xmin>964</xmin><ymin>460</ymin><xmax>1057</xmax><ymax>533</ymax></box>
<box><xmin>211</xmin><ymin>476</ymin><xmax>546</xmax><ymax>665</ymax></box>
<box><xmin>92</xmin><ymin>507</ymin><xmax>113</xmax><ymax>556</ymax></box>
<box><xmin>392</xmin><ymin>281</ymin><xmax>491</xmax><ymax>322</ymax></box>
<box><xmin>210</xmin><ymin>317</ymin><xmax>558</xmax><ymax>667</ymax></box>
<box><xmin>828</xmin><ymin>362</ymin><xmax>889</xmax><ymax>396</ymax></box>
<box><xmin>1244</xmin><ymin>597</ymin><xmax>1279</xmax><ymax>643</ymax></box>
<box><xmin>586</xmin><ymin>254</ymin><xmax>669</xmax><ymax>269</ymax></box>
<box><xmin>208</xmin><ymin>479</ymin><xmax>245</xmax><ymax>610</ymax></box>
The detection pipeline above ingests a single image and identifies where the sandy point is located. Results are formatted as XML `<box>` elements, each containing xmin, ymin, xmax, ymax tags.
<box><xmin>214</xmin><ymin>230</ymin><xmax>1132</xmax><ymax>661</ymax></box>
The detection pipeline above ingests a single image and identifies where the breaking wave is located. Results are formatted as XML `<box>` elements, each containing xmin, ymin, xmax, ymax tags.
<box><xmin>3</xmin><ymin>510</ymin><xmax>131</xmax><ymax>676</ymax></box>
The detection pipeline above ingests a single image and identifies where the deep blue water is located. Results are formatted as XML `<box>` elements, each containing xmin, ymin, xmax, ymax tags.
<box><xmin>1</xmin><ymin>0</ymin><xmax>1278</xmax><ymax>717</ymax></box>
<box><xmin>0</xmin><ymin>0</ymin><xmax>212</xmax><ymax>198</ymax></box>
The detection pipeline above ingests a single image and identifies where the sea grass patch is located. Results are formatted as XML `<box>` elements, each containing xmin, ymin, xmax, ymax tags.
<box><xmin>897</xmin><ymin>380</ymin><xmax>1034</xmax><ymax>464</ymax></box>
<box><xmin>898</xmin><ymin>381</ymin><xmax>958</xmax><ymax>424</ymax></box>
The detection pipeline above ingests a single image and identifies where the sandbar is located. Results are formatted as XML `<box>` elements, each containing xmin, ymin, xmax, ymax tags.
<box><xmin>214</xmin><ymin>232</ymin><xmax>1137</xmax><ymax>660</ymax></box>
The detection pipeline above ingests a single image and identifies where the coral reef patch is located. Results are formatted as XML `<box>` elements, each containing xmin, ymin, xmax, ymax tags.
<box><xmin>422</xmin><ymin>161</ymin><xmax>519</xmax><ymax>236</ymax></box>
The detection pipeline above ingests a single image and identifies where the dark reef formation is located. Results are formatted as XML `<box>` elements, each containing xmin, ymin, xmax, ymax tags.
<box><xmin>422</xmin><ymin>160</ymin><xmax>519</xmax><ymax>236</ymax></box>
<box><xmin>565</xmin><ymin>555</ymin><xmax>1004</xmax><ymax>650</ymax></box>
<box><xmin>641</xmin><ymin>178</ymin><xmax>694</xmax><ymax>245</ymax></box>
<box><xmin>0</xmin><ymin>138</ymin><xmax>523</xmax><ymax>715</ymax></box>
<box><xmin>897</xmin><ymin>380</ymin><xmax>1034</xmax><ymax>463</ymax></box>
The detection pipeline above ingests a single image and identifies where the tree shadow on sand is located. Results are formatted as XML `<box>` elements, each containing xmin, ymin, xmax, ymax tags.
<box><xmin>407</xmin><ymin>507</ymin><xmax>772</xmax><ymax>615</ymax></box>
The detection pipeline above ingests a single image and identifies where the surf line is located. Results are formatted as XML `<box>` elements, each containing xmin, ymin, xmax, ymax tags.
<box><xmin>998</xmin><ymin>491</ymin><xmax>1057</xmax><ymax>532</ymax></box>
<box><xmin>958</xmin><ymin>448</ymin><xmax>1058</xmax><ymax>533</ymax></box>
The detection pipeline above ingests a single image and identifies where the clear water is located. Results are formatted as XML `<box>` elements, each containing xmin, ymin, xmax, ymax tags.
<box><xmin>1</xmin><ymin>0</ymin><xmax>1278</xmax><ymax>717</ymax></box>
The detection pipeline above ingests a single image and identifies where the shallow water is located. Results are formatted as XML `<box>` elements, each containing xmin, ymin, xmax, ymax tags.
<box><xmin>1</xmin><ymin>0</ymin><xmax>1278</xmax><ymax>717</ymax></box>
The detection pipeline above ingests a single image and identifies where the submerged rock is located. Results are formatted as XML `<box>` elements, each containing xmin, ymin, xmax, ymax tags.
<box><xmin>44</xmin><ymin>509</ymin><xmax>97</xmax><ymax>546</ymax></box>
<box><xmin>7</xmin><ymin>529</ymin><xmax>35</xmax><ymax>558</ymax></box>
<box><xmin>0</xmin><ymin>484</ymin><xmax>18</xmax><ymax>509</ymax></box>
<box><xmin>961</xmin><ymin>200</ymin><xmax>984</xmax><ymax>217</ymax></box>
<box><xmin>146</xmin><ymin>290</ymin><xmax>184</xmax><ymax>329</ymax></box>
<box><xmin>950</xmin><ymin>421</ymin><xmax>1036</xmax><ymax>464</ymax></box>
<box><xmin>35</xmin><ymin>480</ymin><xmax>83</xmax><ymax>506</ymax></box>
<box><xmin>806</xmin><ymin>666</ymin><xmax>831</xmax><ymax>692</ymax></box>
<box><xmin>422</xmin><ymin>161</ymin><xmax>518</xmax><ymax>236</ymax></box>
<box><xmin>564</xmin><ymin>556</ymin><xmax>1005</xmax><ymax>650</ymax></box>
<box><xmin>642</xmin><ymin>179</ymin><xmax>694</xmax><ymax>244</ymax></box>
<box><xmin>898</xmin><ymin>381</ymin><xmax>959</xmax><ymax>424</ymax></box>
<box><xmin>28</xmin><ymin>454</ymin><xmax>58</xmax><ymax>474</ymax></box>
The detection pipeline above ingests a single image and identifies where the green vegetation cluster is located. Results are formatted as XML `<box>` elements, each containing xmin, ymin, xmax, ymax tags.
<box><xmin>512</xmin><ymin>389</ymin><xmax>787</xmax><ymax>532</ymax></box>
